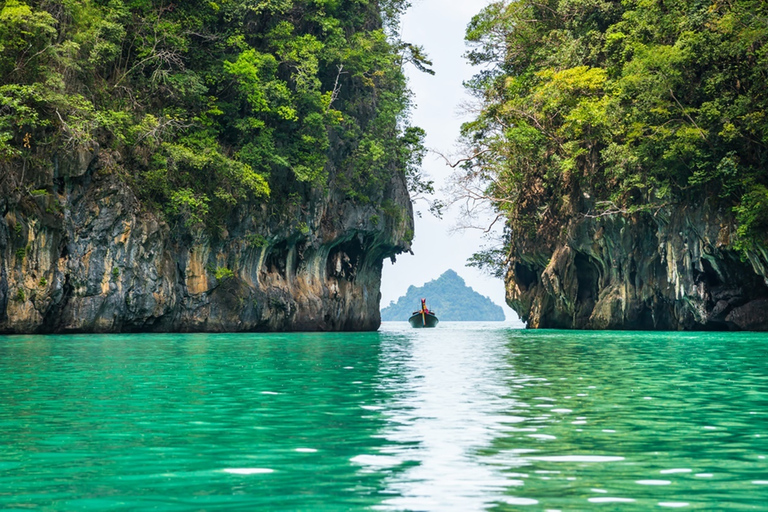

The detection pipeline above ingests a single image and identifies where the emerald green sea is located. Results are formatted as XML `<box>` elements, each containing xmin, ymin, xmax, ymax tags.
<box><xmin>1</xmin><ymin>323</ymin><xmax>767</xmax><ymax>510</ymax></box>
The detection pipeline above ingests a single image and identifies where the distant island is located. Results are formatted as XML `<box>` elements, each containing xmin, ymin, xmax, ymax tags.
<box><xmin>381</xmin><ymin>270</ymin><xmax>505</xmax><ymax>321</ymax></box>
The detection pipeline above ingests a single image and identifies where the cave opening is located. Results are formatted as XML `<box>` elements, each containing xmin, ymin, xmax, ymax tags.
<box><xmin>293</xmin><ymin>241</ymin><xmax>310</xmax><ymax>276</ymax></box>
<box><xmin>514</xmin><ymin>262</ymin><xmax>538</xmax><ymax>291</ymax></box>
<box><xmin>0</xmin><ymin>266</ymin><xmax>7</xmax><ymax>323</ymax></box>
<box><xmin>695</xmin><ymin>258</ymin><xmax>722</xmax><ymax>288</ymax></box>
<box><xmin>575</xmin><ymin>253</ymin><xmax>599</xmax><ymax>303</ymax></box>
<box><xmin>264</xmin><ymin>242</ymin><xmax>289</xmax><ymax>278</ymax></box>
<box><xmin>327</xmin><ymin>238</ymin><xmax>365</xmax><ymax>281</ymax></box>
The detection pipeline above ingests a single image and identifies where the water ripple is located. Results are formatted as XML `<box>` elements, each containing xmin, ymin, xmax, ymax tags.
<box><xmin>0</xmin><ymin>325</ymin><xmax>767</xmax><ymax>510</ymax></box>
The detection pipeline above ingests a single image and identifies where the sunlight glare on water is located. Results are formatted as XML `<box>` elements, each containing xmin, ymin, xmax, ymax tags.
<box><xmin>1</xmin><ymin>323</ymin><xmax>767</xmax><ymax>510</ymax></box>
<box><xmin>368</xmin><ymin>323</ymin><xmax>518</xmax><ymax>511</ymax></box>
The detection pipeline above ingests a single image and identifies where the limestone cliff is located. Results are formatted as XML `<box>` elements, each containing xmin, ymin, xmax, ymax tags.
<box><xmin>0</xmin><ymin>0</ymin><xmax>425</xmax><ymax>334</ymax></box>
<box><xmin>457</xmin><ymin>0</ymin><xmax>768</xmax><ymax>330</ymax></box>
<box><xmin>0</xmin><ymin>146</ymin><xmax>413</xmax><ymax>333</ymax></box>
<box><xmin>506</xmin><ymin>204</ymin><xmax>768</xmax><ymax>331</ymax></box>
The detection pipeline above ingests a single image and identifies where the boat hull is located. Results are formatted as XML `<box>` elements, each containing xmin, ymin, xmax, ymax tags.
<box><xmin>408</xmin><ymin>313</ymin><xmax>439</xmax><ymax>328</ymax></box>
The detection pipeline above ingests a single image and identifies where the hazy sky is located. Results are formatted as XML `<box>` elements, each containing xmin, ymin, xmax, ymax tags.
<box><xmin>380</xmin><ymin>0</ymin><xmax>521</xmax><ymax>322</ymax></box>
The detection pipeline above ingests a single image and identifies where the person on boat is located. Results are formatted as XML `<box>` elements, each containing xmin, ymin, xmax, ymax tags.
<box><xmin>413</xmin><ymin>298</ymin><xmax>432</xmax><ymax>315</ymax></box>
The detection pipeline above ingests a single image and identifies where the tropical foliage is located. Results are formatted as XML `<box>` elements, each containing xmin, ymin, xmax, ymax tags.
<box><xmin>0</xmin><ymin>0</ymin><xmax>431</xmax><ymax>229</ymax></box>
<box><xmin>460</xmin><ymin>0</ymin><xmax>768</xmax><ymax>251</ymax></box>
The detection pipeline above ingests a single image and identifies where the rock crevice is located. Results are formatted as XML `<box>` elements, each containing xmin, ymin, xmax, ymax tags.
<box><xmin>507</xmin><ymin>204</ymin><xmax>768</xmax><ymax>330</ymax></box>
<box><xmin>1</xmin><ymin>155</ymin><xmax>413</xmax><ymax>333</ymax></box>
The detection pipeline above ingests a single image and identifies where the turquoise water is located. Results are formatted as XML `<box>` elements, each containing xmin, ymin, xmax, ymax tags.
<box><xmin>1</xmin><ymin>323</ymin><xmax>768</xmax><ymax>510</ymax></box>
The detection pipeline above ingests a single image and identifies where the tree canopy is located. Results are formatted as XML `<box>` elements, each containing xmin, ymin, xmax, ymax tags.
<box><xmin>460</xmin><ymin>0</ymin><xmax>768</xmax><ymax>252</ymax></box>
<box><xmin>0</xmin><ymin>0</ymin><xmax>432</xmax><ymax>231</ymax></box>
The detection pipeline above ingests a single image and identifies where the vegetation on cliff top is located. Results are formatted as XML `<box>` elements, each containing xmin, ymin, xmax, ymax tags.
<box><xmin>459</xmin><ymin>0</ymin><xmax>768</xmax><ymax>260</ymax></box>
<box><xmin>381</xmin><ymin>269</ymin><xmax>506</xmax><ymax>321</ymax></box>
<box><xmin>0</xmin><ymin>0</ymin><xmax>431</xmax><ymax>230</ymax></box>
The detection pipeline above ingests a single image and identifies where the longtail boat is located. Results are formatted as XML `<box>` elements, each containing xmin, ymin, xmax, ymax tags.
<box><xmin>408</xmin><ymin>298</ymin><xmax>439</xmax><ymax>328</ymax></box>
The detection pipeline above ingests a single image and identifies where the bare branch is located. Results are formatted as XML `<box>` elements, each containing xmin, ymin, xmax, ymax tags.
<box><xmin>12</xmin><ymin>44</ymin><xmax>55</xmax><ymax>76</ymax></box>
<box><xmin>583</xmin><ymin>200</ymin><xmax>669</xmax><ymax>218</ymax></box>
<box><xmin>326</xmin><ymin>65</ymin><xmax>345</xmax><ymax>111</ymax></box>
<box><xmin>435</xmin><ymin>148</ymin><xmax>491</xmax><ymax>169</ymax></box>
<box><xmin>669</xmin><ymin>88</ymin><xmax>707</xmax><ymax>141</ymax></box>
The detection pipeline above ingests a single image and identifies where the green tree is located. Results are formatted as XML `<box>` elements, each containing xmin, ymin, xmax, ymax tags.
<box><xmin>0</xmin><ymin>0</ymin><xmax>431</xmax><ymax>232</ymax></box>
<box><xmin>460</xmin><ymin>0</ymin><xmax>768</xmax><ymax>254</ymax></box>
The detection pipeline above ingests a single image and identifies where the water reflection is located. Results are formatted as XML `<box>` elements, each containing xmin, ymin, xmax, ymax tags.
<box><xmin>368</xmin><ymin>325</ymin><xmax>768</xmax><ymax>510</ymax></box>
<box><xmin>2</xmin><ymin>326</ymin><xmax>768</xmax><ymax>510</ymax></box>
<box><xmin>366</xmin><ymin>322</ymin><xmax>522</xmax><ymax>510</ymax></box>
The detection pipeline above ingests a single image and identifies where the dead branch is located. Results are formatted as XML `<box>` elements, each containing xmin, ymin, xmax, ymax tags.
<box><xmin>669</xmin><ymin>88</ymin><xmax>707</xmax><ymax>141</ymax></box>
<box><xmin>436</xmin><ymin>148</ymin><xmax>491</xmax><ymax>169</ymax></box>
<box><xmin>327</xmin><ymin>65</ymin><xmax>345</xmax><ymax>111</ymax></box>
<box><xmin>584</xmin><ymin>200</ymin><xmax>669</xmax><ymax>218</ymax></box>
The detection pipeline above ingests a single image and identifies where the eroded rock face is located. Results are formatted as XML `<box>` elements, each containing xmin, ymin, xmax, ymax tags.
<box><xmin>0</xmin><ymin>152</ymin><xmax>413</xmax><ymax>333</ymax></box>
<box><xmin>506</xmin><ymin>205</ymin><xmax>768</xmax><ymax>330</ymax></box>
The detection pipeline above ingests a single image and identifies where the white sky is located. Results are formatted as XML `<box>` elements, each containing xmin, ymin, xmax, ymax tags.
<box><xmin>380</xmin><ymin>0</ymin><xmax>521</xmax><ymax>322</ymax></box>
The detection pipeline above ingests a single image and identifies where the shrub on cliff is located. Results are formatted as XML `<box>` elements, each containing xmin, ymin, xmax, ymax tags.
<box><xmin>0</xmin><ymin>0</ymin><xmax>432</xmax><ymax>231</ymax></box>
<box><xmin>459</xmin><ymin>0</ymin><xmax>768</xmax><ymax>253</ymax></box>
